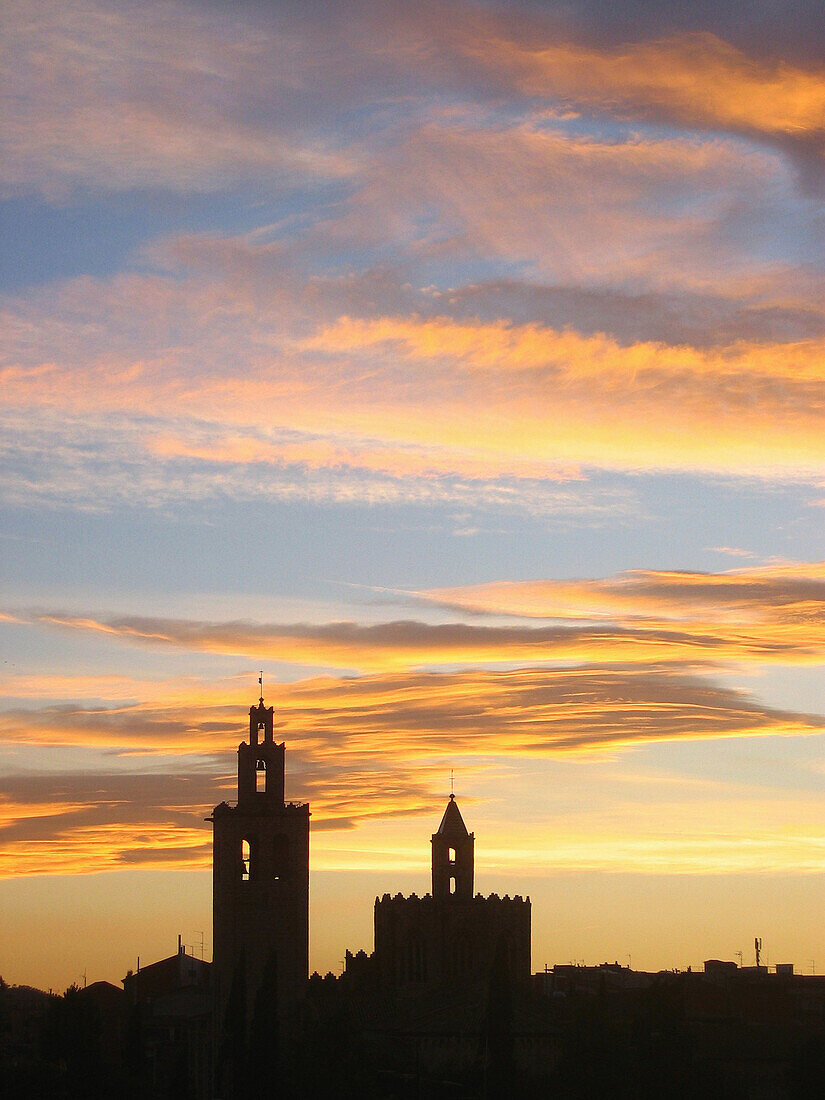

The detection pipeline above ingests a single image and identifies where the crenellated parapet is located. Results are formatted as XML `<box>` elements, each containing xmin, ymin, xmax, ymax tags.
<box><xmin>374</xmin><ymin>890</ymin><xmax>531</xmax><ymax>910</ymax></box>
<box><xmin>211</xmin><ymin>798</ymin><xmax>309</xmax><ymax>821</ymax></box>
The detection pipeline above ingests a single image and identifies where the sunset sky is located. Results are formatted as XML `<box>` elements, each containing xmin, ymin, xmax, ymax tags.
<box><xmin>3</xmin><ymin>0</ymin><xmax>825</xmax><ymax>991</ymax></box>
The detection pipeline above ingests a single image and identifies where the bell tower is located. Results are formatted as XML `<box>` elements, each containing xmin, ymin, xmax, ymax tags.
<box><xmin>431</xmin><ymin>794</ymin><xmax>474</xmax><ymax>900</ymax></box>
<box><xmin>210</xmin><ymin>690</ymin><xmax>310</xmax><ymax>1069</ymax></box>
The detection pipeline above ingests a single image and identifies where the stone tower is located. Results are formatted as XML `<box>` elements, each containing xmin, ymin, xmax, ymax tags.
<box><xmin>210</xmin><ymin>696</ymin><xmax>309</xmax><ymax>1047</ymax></box>
<box><xmin>374</xmin><ymin>795</ymin><xmax>531</xmax><ymax>990</ymax></box>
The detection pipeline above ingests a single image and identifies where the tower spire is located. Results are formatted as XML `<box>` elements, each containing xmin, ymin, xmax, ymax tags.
<box><xmin>431</xmin><ymin>793</ymin><xmax>474</xmax><ymax>900</ymax></box>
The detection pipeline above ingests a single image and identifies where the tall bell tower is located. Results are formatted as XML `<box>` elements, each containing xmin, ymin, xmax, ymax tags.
<box><xmin>210</xmin><ymin>691</ymin><xmax>309</xmax><ymax>1060</ymax></box>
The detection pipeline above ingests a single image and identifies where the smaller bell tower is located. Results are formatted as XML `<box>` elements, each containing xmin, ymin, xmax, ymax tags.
<box><xmin>431</xmin><ymin>794</ymin><xmax>474</xmax><ymax>900</ymax></box>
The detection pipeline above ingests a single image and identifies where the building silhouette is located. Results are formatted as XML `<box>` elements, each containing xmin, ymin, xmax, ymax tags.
<box><xmin>122</xmin><ymin>939</ymin><xmax>211</xmax><ymax>1097</ymax></box>
<box><xmin>373</xmin><ymin>793</ymin><xmax>531</xmax><ymax>992</ymax></box>
<box><xmin>209</xmin><ymin>695</ymin><xmax>309</xmax><ymax>1085</ymax></box>
<box><xmin>207</xmin><ymin>695</ymin><xmax>533</xmax><ymax>1094</ymax></box>
<box><xmin>10</xmin><ymin>694</ymin><xmax>825</xmax><ymax>1096</ymax></box>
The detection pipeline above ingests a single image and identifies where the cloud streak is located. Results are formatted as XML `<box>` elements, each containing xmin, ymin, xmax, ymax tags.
<box><xmin>1</xmin><ymin>0</ymin><xmax>358</xmax><ymax>197</ymax></box>
<box><xmin>5</xmin><ymin>283</ymin><xmax>825</xmax><ymax>508</ymax></box>
<box><xmin>2</xmin><ymin>666</ymin><xmax>821</xmax><ymax>765</ymax></box>
<box><xmin>422</xmin><ymin>560</ymin><xmax>825</xmax><ymax>623</ymax></box>
<box><xmin>1</xmin><ymin>663</ymin><xmax>821</xmax><ymax>874</ymax></box>
<box><xmin>469</xmin><ymin>31</ymin><xmax>825</xmax><ymax>169</ymax></box>
<box><xmin>8</xmin><ymin>598</ymin><xmax>825</xmax><ymax>671</ymax></box>
<box><xmin>5</xmin><ymin>1</ymin><xmax>824</xmax><ymax>200</ymax></box>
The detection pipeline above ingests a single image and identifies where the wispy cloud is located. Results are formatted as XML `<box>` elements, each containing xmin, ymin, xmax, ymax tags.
<box><xmin>1</xmin><ymin>663</ymin><xmax>820</xmax><ymax>874</ymax></box>
<box><xmin>6</xmin><ymin>1</ymin><xmax>824</xmax><ymax>200</ymax></box>
<box><xmin>421</xmin><ymin>560</ymin><xmax>825</xmax><ymax>624</ymax></box>
<box><xmin>6</xmin><ymin>595</ymin><xmax>825</xmax><ymax>671</ymax></box>
<box><xmin>5</xmin><ymin>281</ymin><xmax>825</xmax><ymax>510</ymax></box>
<box><xmin>0</xmin><ymin>410</ymin><xmax>619</xmax><ymax>516</ymax></box>
<box><xmin>469</xmin><ymin>31</ymin><xmax>825</xmax><ymax>169</ymax></box>
<box><xmin>1</xmin><ymin>0</ymin><xmax>357</xmax><ymax>197</ymax></box>
<box><xmin>345</xmin><ymin>117</ymin><xmax>797</xmax><ymax>293</ymax></box>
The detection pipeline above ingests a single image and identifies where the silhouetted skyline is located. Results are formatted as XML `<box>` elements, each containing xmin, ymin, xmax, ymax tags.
<box><xmin>3</xmin><ymin>0</ymin><xmax>825</xmax><ymax>992</ymax></box>
<box><xmin>7</xmin><ymin>705</ymin><xmax>825</xmax><ymax>1098</ymax></box>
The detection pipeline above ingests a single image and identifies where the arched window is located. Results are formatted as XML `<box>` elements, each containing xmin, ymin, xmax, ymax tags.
<box><xmin>256</xmin><ymin>758</ymin><xmax>267</xmax><ymax>794</ymax></box>
<box><xmin>241</xmin><ymin>838</ymin><xmax>251</xmax><ymax>881</ymax></box>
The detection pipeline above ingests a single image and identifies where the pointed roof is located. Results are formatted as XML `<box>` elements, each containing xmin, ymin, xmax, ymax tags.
<box><xmin>436</xmin><ymin>794</ymin><xmax>469</xmax><ymax>837</ymax></box>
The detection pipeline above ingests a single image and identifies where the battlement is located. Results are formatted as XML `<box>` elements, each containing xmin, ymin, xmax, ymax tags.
<box><xmin>375</xmin><ymin>890</ymin><xmax>530</xmax><ymax>909</ymax></box>
<box><xmin>374</xmin><ymin>881</ymin><xmax>532</xmax><ymax>988</ymax></box>
<box><xmin>209</xmin><ymin>799</ymin><xmax>309</xmax><ymax>821</ymax></box>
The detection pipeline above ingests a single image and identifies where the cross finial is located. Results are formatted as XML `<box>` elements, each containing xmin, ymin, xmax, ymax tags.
<box><xmin>450</xmin><ymin>768</ymin><xmax>454</xmax><ymax>797</ymax></box>
<box><xmin>258</xmin><ymin>670</ymin><xmax>264</xmax><ymax>706</ymax></box>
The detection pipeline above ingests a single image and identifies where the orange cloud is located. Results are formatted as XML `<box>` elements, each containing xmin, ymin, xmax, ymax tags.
<box><xmin>1</xmin><ymin>663</ymin><xmax>821</xmax><ymax>875</ymax></box>
<box><xmin>469</xmin><ymin>31</ymin><xmax>825</xmax><ymax>150</ymax></box>
<box><xmin>421</xmin><ymin>560</ymin><xmax>825</xmax><ymax>624</ymax></box>
<box><xmin>7</xmin><ymin>302</ymin><xmax>825</xmax><ymax>486</ymax></box>
<box><xmin>148</xmin><ymin>431</ymin><xmax>582</xmax><ymax>483</ymax></box>
<box><xmin>3</xmin><ymin>664</ymin><xmax>820</xmax><ymax>756</ymax></box>
<box><xmin>9</xmin><ymin>605</ymin><xmax>824</xmax><ymax>671</ymax></box>
<box><xmin>0</xmin><ymin>763</ymin><xmax>439</xmax><ymax>876</ymax></box>
<box><xmin>308</xmin><ymin>315</ymin><xmax>825</xmax><ymax>383</ymax></box>
<box><xmin>300</xmin><ymin>315</ymin><xmax>825</xmax><ymax>476</ymax></box>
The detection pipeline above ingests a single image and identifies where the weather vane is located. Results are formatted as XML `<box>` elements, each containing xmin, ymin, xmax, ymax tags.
<box><xmin>450</xmin><ymin>768</ymin><xmax>454</xmax><ymax>796</ymax></box>
<box><xmin>259</xmin><ymin>670</ymin><xmax>264</xmax><ymax>705</ymax></box>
